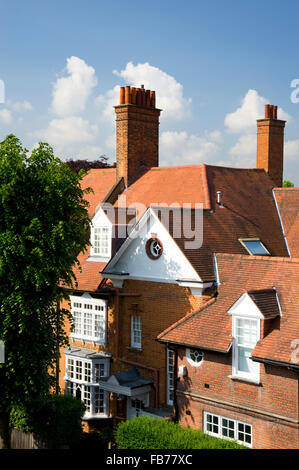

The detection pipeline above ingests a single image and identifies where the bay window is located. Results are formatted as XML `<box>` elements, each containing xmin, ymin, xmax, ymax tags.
<box><xmin>70</xmin><ymin>296</ymin><xmax>107</xmax><ymax>345</ymax></box>
<box><xmin>65</xmin><ymin>354</ymin><xmax>109</xmax><ymax>419</ymax></box>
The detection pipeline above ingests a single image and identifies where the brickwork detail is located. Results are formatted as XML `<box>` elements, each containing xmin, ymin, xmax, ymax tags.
<box><xmin>115</xmin><ymin>86</ymin><xmax>161</xmax><ymax>186</ymax></box>
<box><xmin>256</xmin><ymin>104</ymin><xmax>286</xmax><ymax>187</ymax></box>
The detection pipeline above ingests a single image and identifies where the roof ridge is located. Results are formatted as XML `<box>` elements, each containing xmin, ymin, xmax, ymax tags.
<box><xmin>247</xmin><ymin>288</ymin><xmax>276</xmax><ymax>294</ymax></box>
<box><xmin>157</xmin><ymin>296</ymin><xmax>217</xmax><ymax>340</ymax></box>
<box><xmin>215</xmin><ymin>253</ymin><xmax>299</xmax><ymax>263</ymax></box>
<box><xmin>274</xmin><ymin>187</ymin><xmax>299</xmax><ymax>191</ymax></box>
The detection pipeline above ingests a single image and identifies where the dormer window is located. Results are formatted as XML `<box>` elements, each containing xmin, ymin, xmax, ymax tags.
<box><xmin>239</xmin><ymin>238</ymin><xmax>270</xmax><ymax>256</ymax></box>
<box><xmin>232</xmin><ymin>317</ymin><xmax>260</xmax><ymax>380</ymax></box>
<box><xmin>90</xmin><ymin>225</ymin><xmax>111</xmax><ymax>258</ymax></box>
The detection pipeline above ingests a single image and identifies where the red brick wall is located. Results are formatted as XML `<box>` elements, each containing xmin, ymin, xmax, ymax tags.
<box><xmin>115</xmin><ymin>105</ymin><xmax>161</xmax><ymax>186</ymax></box>
<box><xmin>176</xmin><ymin>345</ymin><xmax>299</xmax><ymax>449</ymax></box>
<box><xmin>256</xmin><ymin>118</ymin><xmax>285</xmax><ymax>187</ymax></box>
<box><xmin>112</xmin><ymin>280</ymin><xmax>210</xmax><ymax>406</ymax></box>
<box><xmin>58</xmin><ymin>281</ymin><xmax>212</xmax><ymax>408</ymax></box>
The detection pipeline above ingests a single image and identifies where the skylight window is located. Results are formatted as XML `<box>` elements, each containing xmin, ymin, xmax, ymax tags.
<box><xmin>239</xmin><ymin>238</ymin><xmax>270</xmax><ymax>256</ymax></box>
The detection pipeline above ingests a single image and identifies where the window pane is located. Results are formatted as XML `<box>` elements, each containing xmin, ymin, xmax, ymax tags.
<box><xmin>242</xmin><ymin>240</ymin><xmax>269</xmax><ymax>255</ymax></box>
<box><xmin>94</xmin><ymin>227</ymin><xmax>109</xmax><ymax>256</ymax></box>
<box><xmin>73</xmin><ymin>311</ymin><xmax>82</xmax><ymax>335</ymax></box>
<box><xmin>132</xmin><ymin>316</ymin><xmax>142</xmax><ymax>347</ymax></box>
<box><xmin>167</xmin><ymin>349</ymin><xmax>174</xmax><ymax>404</ymax></box>
<box><xmin>75</xmin><ymin>361</ymin><xmax>82</xmax><ymax>380</ymax></box>
<box><xmin>84</xmin><ymin>312</ymin><xmax>92</xmax><ymax>336</ymax></box>
<box><xmin>94</xmin><ymin>389</ymin><xmax>104</xmax><ymax>414</ymax></box>
<box><xmin>84</xmin><ymin>362</ymin><xmax>91</xmax><ymax>382</ymax></box>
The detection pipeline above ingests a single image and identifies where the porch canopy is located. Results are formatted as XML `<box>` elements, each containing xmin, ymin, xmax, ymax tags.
<box><xmin>98</xmin><ymin>367</ymin><xmax>153</xmax><ymax>397</ymax></box>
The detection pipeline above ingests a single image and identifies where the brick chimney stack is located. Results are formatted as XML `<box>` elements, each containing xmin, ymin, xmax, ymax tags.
<box><xmin>115</xmin><ymin>85</ymin><xmax>161</xmax><ymax>187</ymax></box>
<box><xmin>256</xmin><ymin>104</ymin><xmax>286</xmax><ymax>187</ymax></box>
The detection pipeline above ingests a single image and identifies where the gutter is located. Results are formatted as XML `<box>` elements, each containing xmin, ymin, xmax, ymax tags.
<box><xmin>251</xmin><ymin>355</ymin><xmax>299</xmax><ymax>372</ymax></box>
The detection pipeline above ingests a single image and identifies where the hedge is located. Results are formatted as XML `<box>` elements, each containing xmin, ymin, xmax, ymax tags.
<box><xmin>10</xmin><ymin>394</ymin><xmax>85</xmax><ymax>448</ymax></box>
<box><xmin>115</xmin><ymin>416</ymin><xmax>247</xmax><ymax>449</ymax></box>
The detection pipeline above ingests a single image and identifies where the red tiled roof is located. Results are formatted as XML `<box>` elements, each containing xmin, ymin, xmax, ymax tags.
<box><xmin>68</xmin><ymin>168</ymin><xmax>116</xmax><ymax>291</ymax></box>
<box><xmin>72</xmin><ymin>250</ymin><xmax>107</xmax><ymax>291</ymax></box>
<box><xmin>81</xmin><ymin>168</ymin><xmax>116</xmax><ymax>218</ymax></box>
<box><xmin>158</xmin><ymin>254</ymin><xmax>299</xmax><ymax>366</ymax></box>
<box><xmin>115</xmin><ymin>164</ymin><xmax>210</xmax><ymax>209</ymax></box>
<box><xmin>76</xmin><ymin>165</ymin><xmax>289</xmax><ymax>289</ymax></box>
<box><xmin>273</xmin><ymin>188</ymin><xmax>299</xmax><ymax>257</ymax></box>
<box><xmin>247</xmin><ymin>289</ymin><xmax>280</xmax><ymax>319</ymax></box>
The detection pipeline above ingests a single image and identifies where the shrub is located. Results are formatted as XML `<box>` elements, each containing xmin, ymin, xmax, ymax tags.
<box><xmin>115</xmin><ymin>417</ymin><xmax>246</xmax><ymax>449</ymax></box>
<box><xmin>10</xmin><ymin>394</ymin><xmax>85</xmax><ymax>448</ymax></box>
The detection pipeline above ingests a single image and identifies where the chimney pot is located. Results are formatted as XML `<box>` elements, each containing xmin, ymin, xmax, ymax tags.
<box><xmin>257</xmin><ymin>104</ymin><xmax>286</xmax><ymax>187</ymax></box>
<box><xmin>120</xmin><ymin>87</ymin><xmax>125</xmax><ymax>105</ymax></box>
<box><xmin>115</xmin><ymin>85</ymin><xmax>161</xmax><ymax>186</ymax></box>
<box><xmin>125</xmin><ymin>86</ymin><xmax>131</xmax><ymax>104</ymax></box>
<box><xmin>150</xmin><ymin>90</ymin><xmax>156</xmax><ymax>107</ymax></box>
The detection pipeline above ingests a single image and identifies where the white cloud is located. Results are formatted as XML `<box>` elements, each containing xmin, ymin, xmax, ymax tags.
<box><xmin>105</xmin><ymin>133</ymin><xmax>116</xmax><ymax>151</ymax></box>
<box><xmin>7</xmin><ymin>100</ymin><xmax>33</xmax><ymax>112</ymax></box>
<box><xmin>285</xmin><ymin>139</ymin><xmax>299</xmax><ymax>160</ymax></box>
<box><xmin>97</xmin><ymin>62</ymin><xmax>192</xmax><ymax>122</ymax></box>
<box><xmin>0</xmin><ymin>108</ymin><xmax>12</xmax><ymax>124</ymax></box>
<box><xmin>76</xmin><ymin>145</ymin><xmax>105</xmax><ymax>161</ymax></box>
<box><xmin>160</xmin><ymin>130</ymin><xmax>221</xmax><ymax>166</ymax></box>
<box><xmin>51</xmin><ymin>56</ymin><xmax>97</xmax><ymax>116</ymax></box>
<box><xmin>34</xmin><ymin>116</ymin><xmax>98</xmax><ymax>157</ymax></box>
<box><xmin>229</xmin><ymin>134</ymin><xmax>256</xmax><ymax>156</ymax></box>
<box><xmin>224</xmin><ymin>89</ymin><xmax>290</xmax><ymax>134</ymax></box>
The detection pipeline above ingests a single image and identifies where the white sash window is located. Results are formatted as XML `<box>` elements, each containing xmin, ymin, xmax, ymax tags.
<box><xmin>70</xmin><ymin>296</ymin><xmax>107</xmax><ymax>345</ymax></box>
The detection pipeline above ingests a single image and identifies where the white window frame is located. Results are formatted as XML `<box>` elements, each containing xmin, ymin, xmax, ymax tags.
<box><xmin>90</xmin><ymin>224</ymin><xmax>111</xmax><ymax>258</ymax></box>
<box><xmin>186</xmin><ymin>348</ymin><xmax>204</xmax><ymax>367</ymax></box>
<box><xmin>232</xmin><ymin>316</ymin><xmax>260</xmax><ymax>382</ymax></box>
<box><xmin>167</xmin><ymin>348</ymin><xmax>175</xmax><ymax>406</ymax></box>
<box><xmin>70</xmin><ymin>295</ymin><xmax>107</xmax><ymax>345</ymax></box>
<box><xmin>64</xmin><ymin>355</ymin><xmax>110</xmax><ymax>419</ymax></box>
<box><xmin>131</xmin><ymin>316</ymin><xmax>142</xmax><ymax>349</ymax></box>
<box><xmin>203</xmin><ymin>411</ymin><xmax>252</xmax><ymax>448</ymax></box>
<box><xmin>239</xmin><ymin>238</ymin><xmax>270</xmax><ymax>256</ymax></box>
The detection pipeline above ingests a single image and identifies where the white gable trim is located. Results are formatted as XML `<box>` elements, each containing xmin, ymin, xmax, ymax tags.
<box><xmin>102</xmin><ymin>207</ymin><xmax>203</xmax><ymax>286</ymax></box>
<box><xmin>228</xmin><ymin>292</ymin><xmax>264</xmax><ymax>319</ymax></box>
<box><xmin>91</xmin><ymin>206</ymin><xmax>112</xmax><ymax>226</ymax></box>
<box><xmin>102</xmin><ymin>207</ymin><xmax>152</xmax><ymax>273</ymax></box>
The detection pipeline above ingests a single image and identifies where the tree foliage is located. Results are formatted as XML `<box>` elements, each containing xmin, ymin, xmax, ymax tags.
<box><xmin>0</xmin><ymin>135</ymin><xmax>91</xmax><ymax>447</ymax></box>
<box><xmin>282</xmin><ymin>180</ymin><xmax>295</xmax><ymax>187</ymax></box>
<box><xmin>10</xmin><ymin>394</ymin><xmax>85</xmax><ymax>448</ymax></box>
<box><xmin>66</xmin><ymin>155</ymin><xmax>115</xmax><ymax>174</ymax></box>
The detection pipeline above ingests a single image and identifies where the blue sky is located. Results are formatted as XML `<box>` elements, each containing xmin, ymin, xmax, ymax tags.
<box><xmin>1</xmin><ymin>0</ymin><xmax>299</xmax><ymax>183</ymax></box>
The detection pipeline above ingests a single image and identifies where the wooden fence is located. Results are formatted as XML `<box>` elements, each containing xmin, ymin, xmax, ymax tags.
<box><xmin>0</xmin><ymin>428</ymin><xmax>47</xmax><ymax>449</ymax></box>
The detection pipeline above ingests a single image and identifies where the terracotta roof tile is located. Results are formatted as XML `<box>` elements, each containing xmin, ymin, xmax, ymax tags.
<box><xmin>273</xmin><ymin>188</ymin><xmax>299</xmax><ymax>257</ymax></box>
<box><xmin>68</xmin><ymin>168</ymin><xmax>116</xmax><ymax>291</ymax></box>
<box><xmin>158</xmin><ymin>254</ymin><xmax>299</xmax><ymax>366</ymax></box>
<box><xmin>81</xmin><ymin>168</ymin><xmax>116</xmax><ymax>218</ymax></box>
<box><xmin>247</xmin><ymin>289</ymin><xmax>280</xmax><ymax>318</ymax></box>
